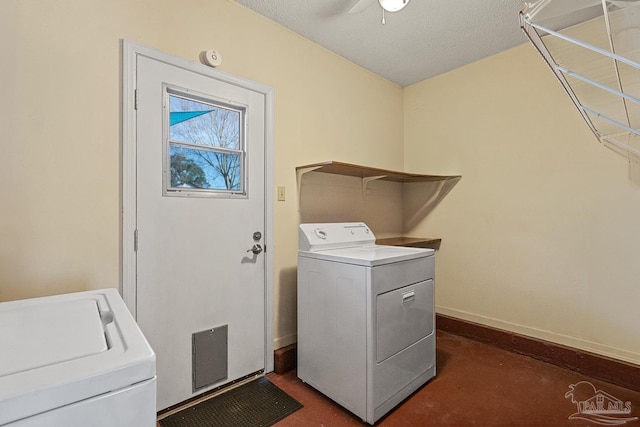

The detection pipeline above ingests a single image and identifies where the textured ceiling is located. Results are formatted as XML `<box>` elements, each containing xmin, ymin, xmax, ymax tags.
<box><xmin>232</xmin><ymin>0</ymin><xmax>529</xmax><ymax>87</ymax></box>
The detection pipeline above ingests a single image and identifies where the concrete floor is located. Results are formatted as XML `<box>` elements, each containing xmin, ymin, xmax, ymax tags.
<box><xmin>268</xmin><ymin>331</ymin><xmax>640</xmax><ymax>426</ymax></box>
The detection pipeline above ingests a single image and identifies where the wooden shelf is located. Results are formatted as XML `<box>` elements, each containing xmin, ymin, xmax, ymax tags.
<box><xmin>297</xmin><ymin>161</ymin><xmax>460</xmax><ymax>252</ymax></box>
<box><xmin>296</xmin><ymin>161</ymin><xmax>461</xmax><ymax>183</ymax></box>
<box><xmin>376</xmin><ymin>237</ymin><xmax>442</xmax><ymax>250</ymax></box>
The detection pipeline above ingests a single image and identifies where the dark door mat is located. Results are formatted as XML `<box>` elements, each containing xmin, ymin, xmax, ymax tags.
<box><xmin>159</xmin><ymin>377</ymin><xmax>303</xmax><ymax>427</ymax></box>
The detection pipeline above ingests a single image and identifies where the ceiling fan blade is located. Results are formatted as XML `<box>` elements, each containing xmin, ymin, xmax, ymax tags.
<box><xmin>348</xmin><ymin>0</ymin><xmax>376</xmax><ymax>14</ymax></box>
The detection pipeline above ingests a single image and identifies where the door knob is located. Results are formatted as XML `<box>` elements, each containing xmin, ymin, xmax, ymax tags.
<box><xmin>247</xmin><ymin>244</ymin><xmax>263</xmax><ymax>255</ymax></box>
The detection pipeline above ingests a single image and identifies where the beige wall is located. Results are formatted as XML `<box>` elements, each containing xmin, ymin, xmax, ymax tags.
<box><xmin>2</xmin><ymin>0</ymin><xmax>638</xmax><ymax>365</ymax></box>
<box><xmin>404</xmin><ymin>43</ymin><xmax>640</xmax><ymax>364</ymax></box>
<box><xmin>0</xmin><ymin>0</ymin><xmax>404</xmax><ymax>349</ymax></box>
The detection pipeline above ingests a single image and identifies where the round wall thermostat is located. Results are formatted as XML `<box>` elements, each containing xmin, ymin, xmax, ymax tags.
<box><xmin>201</xmin><ymin>49</ymin><xmax>222</xmax><ymax>67</ymax></box>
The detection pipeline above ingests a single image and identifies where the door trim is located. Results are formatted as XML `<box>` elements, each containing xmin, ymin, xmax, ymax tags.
<box><xmin>120</xmin><ymin>39</ymin><xmax>275</xmax><ymax>373</ymax></box>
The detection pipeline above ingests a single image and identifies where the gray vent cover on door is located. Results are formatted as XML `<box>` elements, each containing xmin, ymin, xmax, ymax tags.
<box><xmin>193</xmin><ymin>325</ymin><xmax>228</xmax><ymax>391</ymax></box>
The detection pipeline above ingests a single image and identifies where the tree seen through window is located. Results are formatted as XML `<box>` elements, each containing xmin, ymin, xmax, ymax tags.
<box><xmin>168</xmin><ymin>94</ymin><xmax>243</xmax><ymax>191</ymax></box>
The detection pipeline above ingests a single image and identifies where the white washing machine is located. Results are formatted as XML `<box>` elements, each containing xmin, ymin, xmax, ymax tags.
<box><xmin>297</xmin><ymin>222</ymin><xmax>436</xmax><ymax>424</ymax></box>
<box><xmin>0</xmin><ymin>288</ymin><xmax>156</xmax><ymax>426</ymax></box>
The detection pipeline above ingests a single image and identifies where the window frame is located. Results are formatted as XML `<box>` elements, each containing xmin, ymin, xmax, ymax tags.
<box><xmin>162</xmin><ymin>84</ymin><xmax>248</xmax><ymax>198</ymax></box>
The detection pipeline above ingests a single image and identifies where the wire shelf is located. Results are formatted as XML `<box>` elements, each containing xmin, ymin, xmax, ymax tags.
<box><xmin>521</xmin><ymin>0</ymin><xmax>640</xmax><ymax>167</ymax></box>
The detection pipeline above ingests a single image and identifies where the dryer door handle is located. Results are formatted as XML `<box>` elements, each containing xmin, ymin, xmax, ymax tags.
<box><xmin>402</xmin><ymin>291</ymin><xmax>415</xmax><ymax>303</ymax></box>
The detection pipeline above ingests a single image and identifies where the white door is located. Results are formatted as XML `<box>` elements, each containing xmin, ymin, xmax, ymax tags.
<box><xmin>128</xmin><ymin>47</ymin><xmax>271</xmax><ymax>411</ymax></box>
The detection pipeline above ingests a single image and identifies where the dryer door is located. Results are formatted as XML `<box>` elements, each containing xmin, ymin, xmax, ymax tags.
<box><xmin>376</xmin><ymin>279</ymin><xmax>434</xmax><ymax>362</ymax></box>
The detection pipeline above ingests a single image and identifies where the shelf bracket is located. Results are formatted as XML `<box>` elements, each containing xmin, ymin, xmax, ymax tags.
<box><xmin>296</xmin><ymin>166</ymin><xmax>322</xmax><ymax>211</ymax></box>
<box><xmin>362</xmin><ymin>175</ymin><xmax>387</xmax><ymax>197</ymax></box>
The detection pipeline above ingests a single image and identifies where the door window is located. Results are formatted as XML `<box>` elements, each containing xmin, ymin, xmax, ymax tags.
<box><xmin>164</xmin><ymin>86</ymin><xmax>246</xmax><ymax>196</ymax></box>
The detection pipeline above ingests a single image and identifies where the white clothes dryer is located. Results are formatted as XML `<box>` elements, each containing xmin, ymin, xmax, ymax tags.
<box><xmin>297</xmin><ymin>222</ymin><xmax>436</xmax><ymax>424</ymax></box>
<box><xmin>0</xmin><ymin>288</ymin><xmax>156</xmax><ymax>426</ymax></box>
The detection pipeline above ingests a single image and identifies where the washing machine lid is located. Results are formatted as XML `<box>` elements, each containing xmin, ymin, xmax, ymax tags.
<box><xmin>299</xmin><ymin>222</ymin><xmax>433</xmax><ymax>266</ymax></box>
<box><xmin>0</xmin><ymin>288</ymin><xmax>156</xmax><ymax>425</ymax></box>
<box><xmin>299</xmin><ymin>244</ymin><xmax>433</xmax><ymax>266</ymax></box>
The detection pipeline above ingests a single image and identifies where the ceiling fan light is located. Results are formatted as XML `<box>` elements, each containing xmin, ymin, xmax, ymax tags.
<box><xmin>378</xmin><ymin>0</ymin><xmax>410</xmax><ymax>13</ymax></box>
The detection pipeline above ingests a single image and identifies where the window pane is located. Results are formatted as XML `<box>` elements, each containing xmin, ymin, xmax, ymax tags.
<box><xmin>169</xmin><ymin>146</ymin><xmax>241</xmax><ymax>191</ymax></box>
<box><xmin>169</xmin><ymin>95</ymin><xmax>240</xmax><ymax>150</ymax></box>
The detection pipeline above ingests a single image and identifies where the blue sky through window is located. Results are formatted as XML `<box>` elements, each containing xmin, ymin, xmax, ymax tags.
<box><xmin>168</xmin><ymin>94</ymin><xmax>242</xmax><ymax>191</ymax></box>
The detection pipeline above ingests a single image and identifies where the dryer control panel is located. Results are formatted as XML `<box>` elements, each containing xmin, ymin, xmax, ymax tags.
<box><xmin>299</xmin><ymin>222</ymin><xmax>376</xmax><ymax>252</ymax></box>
